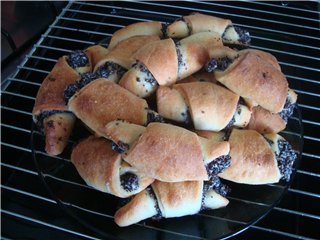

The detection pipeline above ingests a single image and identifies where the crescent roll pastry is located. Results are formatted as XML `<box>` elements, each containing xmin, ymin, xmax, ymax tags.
<box><xmin>198</xmin><ymin>129</ymin><xmax>297</xmax><ymax>184</ymax></box>
<box><xmin>71</xmin><ymin>136</ymin><xmax>154</xmax><ymax>198</ymax></box>
<box><xmin>68</xmin><ymin>79</ymin><xmax>162</xmax><ymax>137</ymax></box>
<box><xmin>157</xmin><ymin>82</ymin><xmax>251</xmax><ymax>131</ymax></box>
<box><xmin>247</xmin><ymin>89</ymin><xmax>298</xmax><ymax>134</ymax></box>
<box><xmin>33</xmin><ymin>49</ymin><xmax>94</xmax><ymax>155</ymax></box>
<box><xmin>119</xmin><ymin>32</ymin><xmax>222</xmax><ymax>98</ymax></box>
<box><xmin>115</xmin><ymin>180</ymin><xmax>229</xmax><ymax>227</ymax></box>
<box><xmin>108</xmin><ymin>21</ymin><xmax>164</xmax><ymax>50</ymax></box>
<box><xmin>166</xmin><ymin>12</ymin><xmax>251</xmax><ymax>46</ymax></box>
<box><xmin>103</xmin><ymin>120</ymin><xmax>231</xmax><ymax>182</ymax></box>
<box><xmin>206</xmin><ymin>48</ymin><xmax>289</xmax><ymax>113</ymax></box>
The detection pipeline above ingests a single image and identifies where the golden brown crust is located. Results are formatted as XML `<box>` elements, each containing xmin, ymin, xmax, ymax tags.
<box><xmin>71</xmin><ymin>136</ymin><xmax>154</xmax><ymax>198</ymax></box>
<box><xmin>124</xmin><ymin>123</ymin><xmax>209</xmax><ymax>182</ymax></box>
<box><xmin>84</xmin><ymin>45</ymin><xmax>110</xmax><ymax>71</ymax></box>
<box><xmin>94</xmin><ymin>35</ymin><xmax>160</xmax><ymax>70</ymax></box>
<box><xmin>156</xmin><ymin>86</ymin><xmax>188</xmax><ymax>122</ymax></box>
<box><xmin>175</xmin><ymin>82</ymin><xmax>239</xmax><ymax>131</ymax></box>
<box><xmin>133</xmin><ymin>38</ymin><xmax>178</xmax><ymax>86</ymax></box>
<box><xmin>240</xmin><ymin>49</ymin><xmax>281</xmax><ymax>71</ymax></box>
<box><xmin>247</xmin><ymin>106</ymin><xmax>286</xmax><ymax>134</ymax></box>
<box><xmin>114</xmin><ymin>189</ymin><xmax>157</xmax><ymax>227</ymax></box>
<box><xmin>177</xmin><ymin>39</ymin><xmax>209</xmax><ymax>80</ymax></box>
<box><xmin>195</xmin><ymin>130</ymin><xmax>226</xmax><ymax>142</ymax></box>
<box><xmin>215</xmin><ymin>51</ymin><xmax>288</xmax><ymax>113</ymax></box>
<box><xmin>68</xmin><ymin>79</ymin><xmax>148</xmax><ymax>136</ymax></box>
<box><xmin>218</xmin><ymin>129</ymin><xmax>281</xmax><ymax>184</ymax></box>
<box><xmin>43</xmin><ymin>112</ymin><xmax>75</xmax><ymax>156</ymax></box>
<box><xmin>109</xmin><ymin>21</ymin><xmax>163</xmax><ymax>50</ymax></box>
<box><xmin>198</xmin><ymin>138</ymin><xmax>230</xmax><ymax>164</ymax></box>
<box><xmin>184</xmin><ymin>13</ymin><xmax>232</xmax><ymax>36</ymax></box>
<box><xmin>32</xmin><ymin>56</ymin><xmax>80</xmax><ymax>115</ymax></box>
<box><xmin>179</xmin><ymin>31</ymin><xmax>223</xmax><ymax>51</ymax></box>
<box><xmin>71</xmin><ymin>136</ymin><xmax>122</xmax><ymax>193</ymax></box>
<box><xmin>152</xmin><ymin>180</ymin><xmax>203</xmax><ymax>218</ymax></box>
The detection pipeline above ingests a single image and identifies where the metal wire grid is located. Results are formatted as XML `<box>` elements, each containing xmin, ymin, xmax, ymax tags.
<box><xmin>1</xmin><ymin>1</ymin><xmax>319</xmax><ymax>239</ymax></box>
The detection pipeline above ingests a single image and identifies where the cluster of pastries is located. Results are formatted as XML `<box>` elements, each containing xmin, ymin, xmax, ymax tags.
<box><xmin>33</xmin><ymin>13</ymin><xmax>298</xmax><ymax>227</ymax></box>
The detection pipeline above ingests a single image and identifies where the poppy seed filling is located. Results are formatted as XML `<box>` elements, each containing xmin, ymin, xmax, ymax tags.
<box><xmin>67</xmin><ymin>50</ymin><xmax>89</xmax><ymax>69</ymax></box>
<box><xmin>111</xmin><ymin>141</ymin><xmax>129</xmax><ymax>154</ymax></box>
<box><xmin>120</xmin><ymin>172</ymin><xmax>139</xmax><ymax>192</ymax></box>
<box><xmin>206</xmin><ymin>154</ymin><xmax>231</xmax><ymax>177</ymax></box>
<box><xmin>146</xmin><ymin>187</ymin><xmax>163</xmax><ymax>219</ymax></box>
<box><xmin>64</xmin><ymin>72</ymin><xmax>98</xmax><ymax>103</ymax></box>
<box><xmin>279</xmin><ymin>98</ymin><xmax>296</xmax><ymax>122</ymax></box>
<box><xmin>95</xmin><ymin>61</ymin><xmax>127</xmax><ymax>79</ymax></box>
<box><xmin>276</xmin><ymin>139</ymin><xmax>297</xmax><ymax>182</ymax></box>
<box><xmin>206</xmin><ymin>56</ymin><xmax>234</xmax><ymax>72</ymax></box>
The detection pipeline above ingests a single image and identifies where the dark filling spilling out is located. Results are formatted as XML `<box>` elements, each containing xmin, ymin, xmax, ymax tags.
<box><xmin>206</xmin><ymin>154</ymin><xmax>231</xmax><ymax>177</ymax></box>
<box><xmin>147</xmin><ymin>110</ymin><xmax>165</xmax><ymax>124</ymax></box>
<box><xmin>175</xmin><ymin>42</ymin><xmax>184</xmax><ymax>67</ymax></box>
<box><xmin>206</xmin><ymin>56</ymin><xmax>234</xmax><ymax>72</ymax></box>
<box><xmin>161</xmin><ymin>23</ymin><xmax>168</xmax><ymax>38</ymax></box>
<box><xmin>111</xmin><ymin>141</ymin><xmax>129</xmax><ymax>154</ymax></box>
<box><xmin>146</xmin><ymin>186</ymin><xmax>162</xmax><ymax>220</ymax></box>
<box><xmin>137</xmin><ymin>63</ymin><xmax>157</xmax><ymax>86</ymax></box>
<box><xmin>234</xmin><ymin>26</ymin><xmax>251</xmax><ymax>45</ymax></box>
<box><xmin>64</xmin><ymin>72</ymin><xmax>98</xmax><ymax>103</ymax></box>
<box><xmin>222</xmin><ymin>25</ymin><xmax>251</xmax><ymax>46</ymax></box>
<box><xmin>67</xmin><ymin>50</ymin><xmax>89</xmax><ymax>69</ymax></box>
<box><xmin>34</xmin><ymin>110</ymin><xmax>68</xmax><ymax>128</ymax></box>
<box><xmin>120</xmin><ymin>172</ymin><xmax>139</xmax><ymax>192</ymax></box>
<box><xmin>279</xmin><ymin>98</ymin><xmax>296</xmax><ymax>122</ymax></box>
<box><xmin>95</xmin><ymin>61</ymin><xmax>127</xmax><ymax>80</ymax></box>
<box><xmin>276</xmin><ymin>139</ymin><xmax>297</xmax><ymax>182</ymax></box>
<box><xmin>201</xmin><ymin>176</ymin><xmax>230</xmax><ymax>210</ymax></box>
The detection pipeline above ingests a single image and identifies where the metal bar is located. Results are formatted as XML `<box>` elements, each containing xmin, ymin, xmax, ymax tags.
<box><xmin>1</xmin><ymin>123</ymin><xmax>31</xmax><ymax>133</ymax></box>
<box><xmin>17</xmin><ymin>66</ymin><xmax>50</xmax><ymax>74</ymax></box>
<box><xmin>288</xmin><ymin>188</ymin><xmax>320</xmax><ymax>198</ymax></box>
<box><xmin>1</xmin><ymin>185</ymin><xmax>56</xmax><ymax>204</ymax></box>
<box><xmin>251</xmin><ymin>45</ymin><xmax>320</xmax><ymax>61</ymax></box>
<box><xmin>297</xmin><ymin>170</ymin><xmax>320</xmax><ymax>178</ymax></box>
<box><xmin>1</xmin><ymin>162</ymin><xmax>37</xmax><ymax>176</ymax></box>
<box><xmin>251</xmin><ymin>225</ymin><xmax>316</xmax><ymax>240</ymax></box>
<box><xmin>304</xmin><ymin>135</ymin><xmax>320</xmax><ymax>142</ymax></box>
<box><xmin>286</xmin><ymin>75</ymin><xmax>320</xmax><ymax>85</ymax></box>
<box><xmin>252</xmin><ymin>35</ymin><xmax>320</xmax><ymax>50</ymax></box>
<box><xmin>1</xmin><ymin>142</ymin><xmax>32</xmax><ymax>153</ymax></box>
<box><xmin>57</xmin><ymin>16</ymin><xmax>124</xmax><ymax>28</ymax></box>
<box><xmin>50</xmin><ymin>24</ymin><xmax>110</xmax><ymax>36</ymax></box>
<box><xmin>46</xmin><ymin>35</ymin><xmax>95</xmax><ymax>45</ymax></box>
<box><xmin>121</xmin><ymin>1</ymin><xmax>319</xmax><ymax>31</ymax></box>
<box><xmin>302</xmin><ymin>119</ymin><xmax>320</xmax><ymax>127</ymax></box>
<box><xmin>298</xmin><ymin>104</ymin><xmax>320</xmax><ymax>111</ymax></box>
<box><xmin>194</xmin><ymin>1</ymin><xmax>319</xmax><ymax>22</ymax></box>
<box><xmin>1</xmin><ymin>210</ymin><xmax>99</xmax><ymax>240</ymax></box>
<box><xmin>273</xmin><ymin>207</ymin><xmax>320</xmax><ymax>221</ymax></box>
<box><xmin>33</xmin><ymin>44</ymin><xmax>72</xmax><ymax>53</ymax></box>
<box><xmin>25</xmin><ymin>54</ymin><xmax>57</xmax><ymax>63</ymax></box>
<box><xmin>241</xmin><ymin>0</ymin><xmax>320</xmax><ymax>14</ymax></box>
<box><xmin>2</xmin><ymin>91</ymin><xmax>36</xmax><ymax>101</ymax></box>
<box><xmin>1</xmin><ymin>106</ymin><xmax>32</xmax><ymax>116</ymax></box>
<box><xmin>302</xmin><ymin>152</ymin><xmax>320</xmax><ymax>159</ymax></box>
<box><xmin>294</xmin><ymin>89</ymin><xmax>320</xmax><ymax>98</ymax></box>
<box><xmin>5</xmin><ymin>77</ymin><xmax>41</xmax><ymax>86</ymax></box>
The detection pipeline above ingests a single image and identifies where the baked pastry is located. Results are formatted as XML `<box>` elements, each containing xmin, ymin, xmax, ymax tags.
<box><xmin>108</xmin><ymin>21</ymin><xmax>164</xmax><ymax>50</ymax></box>
<box><xmin>166</xmin><ymin>12</ymin><xmax>251</xmax><ymax>46</ymax></box>
<box><xmin>71</xmin><ymin>135</ymin><xmax>154</xmax><ymax>198</ymax></box>
<box><xmin>157</xmin><ymin>81</ymin><xmax>251</xmax><ymax>131</ymax></box>
<box><xmin>206</xmin><ymin>48</ymin><xmax>290</xmax><ymax>113</ymax></box>
<box><xmin>247</xmin><ymin>89</ymin><xmax>298</xmax><ymax>134</ymax></box>
<box><xmin>119</xmin><ymin>32</ymin><xmax>222</xmax><ymax>98</ymax></box>
<box><xmin>33</xmin><ymin>49</ymin><xmax>94</xmax><ymax>155</ymax></box>
<box><xmin>115</xmin><ymin>179</ymin><xmax>229</xmax><ymax>227</ymax></box>
<box><xmin>68</xmin><ymin>79</ymin><xmax>162</xmax><ymax>137</ymax></box>
<box><xmin>103</xmin><ymin>120</ymin><xmax>231</xmax><ymax>182</ymax></box>
<box><xmin>197</xmin><ymin>128</ymin><xmax>297</xmax><ymax>184</ymax></box>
